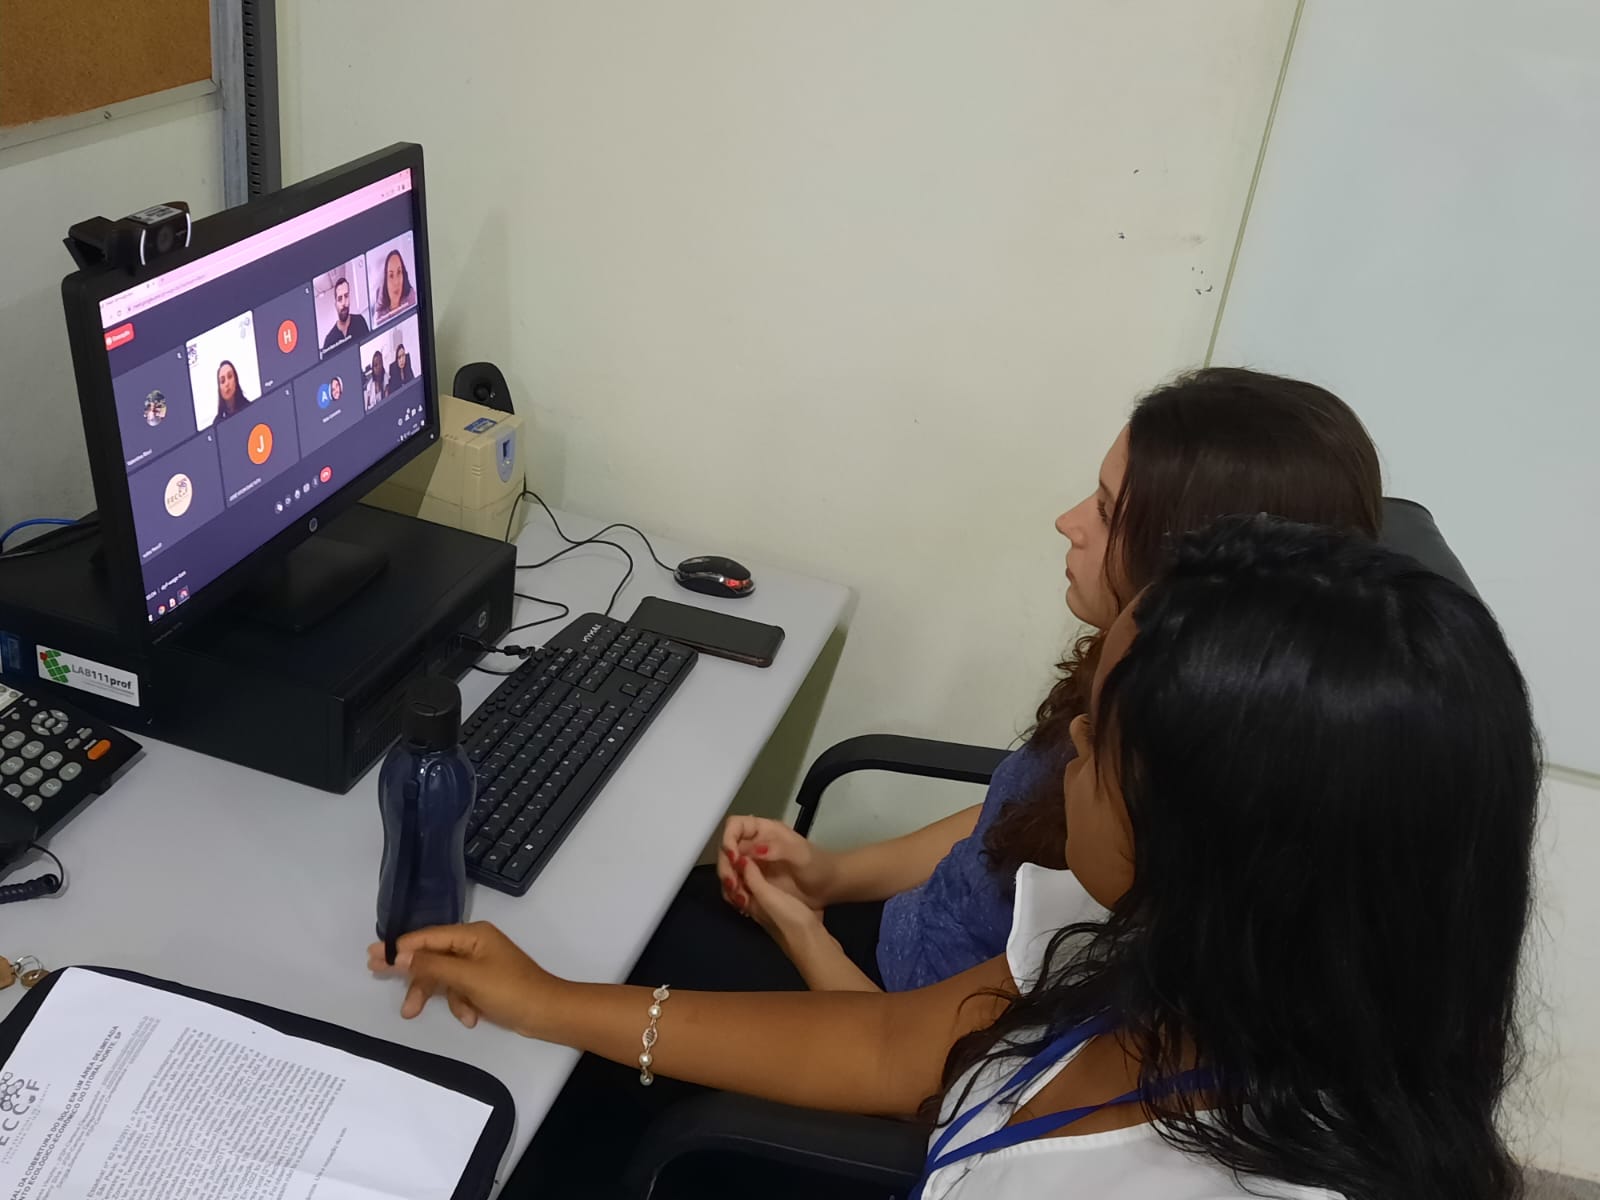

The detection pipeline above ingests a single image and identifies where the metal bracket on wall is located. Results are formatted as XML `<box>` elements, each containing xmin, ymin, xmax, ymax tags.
<box><xmin>213</xmin><ymin>0</ymin><xmax>281</xmax><ymax>206</ymax></box>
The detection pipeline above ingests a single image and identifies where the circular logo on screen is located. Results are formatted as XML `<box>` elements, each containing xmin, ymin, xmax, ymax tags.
<box><xmin>248</xmin><ymin>423</ymin><xmax>274</xmax><ymax>465</ymax></box>
<box><xmin>164</xmin><ymin>473</ymin><xmax>194</xmax><ymax>517</ymax></box>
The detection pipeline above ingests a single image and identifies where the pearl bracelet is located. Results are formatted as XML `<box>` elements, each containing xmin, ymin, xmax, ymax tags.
<box><xmin>639</xmin><ymin>984</ymin><xmax>670</xmax><ymax>1086</ymax></box>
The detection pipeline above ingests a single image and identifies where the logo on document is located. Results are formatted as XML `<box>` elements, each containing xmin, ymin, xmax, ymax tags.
<box><xmin>1</xmin><ymin>1072</ymin><xmax>41</xmax><ymax>1112</ymax></box>
<box><xmin>1</xmin><ymin>1070</ymin><xmax>45</xmax><ymax>1153</ymax></box>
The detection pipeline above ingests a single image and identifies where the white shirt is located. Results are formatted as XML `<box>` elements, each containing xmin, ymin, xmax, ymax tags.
<box><xmin>922</xmin><ymin>864</ymin><xmax>1342</xmax><ymax>1200</ymax></box>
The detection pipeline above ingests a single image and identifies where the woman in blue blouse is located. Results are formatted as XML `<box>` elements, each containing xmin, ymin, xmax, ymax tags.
<box><xmin>712</xmin><ymin>367</ymin><xmax>1385</xmax><ymax>994</ymax></box>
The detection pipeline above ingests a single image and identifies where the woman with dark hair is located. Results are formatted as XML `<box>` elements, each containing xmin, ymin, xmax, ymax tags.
<box><xmin>365</xmin><ymin>350</ymin><xmax>386</xmax><ymax>411</ymax></box>
<box><xmin>216</xmin><ymin>359</ymin><xmax>249</xmax><ymax>420</ymax></box>
<box><xmin>711</xmin><ymin>367</ymin><xmax>1384</xmax><ymax>995</ymax></box>
<box><xmin>373</xmin><ymin>516</ymin><xmax>1538</xmax><ymax>1200</ymax></box>
<box><xmin>390</xmin><ymin>343</ymin><xmax>416</xmax><ymax>390</ymax></box>
<box><xmin>374</xmin><ymin>248</ymin><xmax>415</xmax><ymax>320</ymax></box>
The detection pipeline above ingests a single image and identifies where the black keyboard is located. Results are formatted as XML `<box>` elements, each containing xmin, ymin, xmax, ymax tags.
<box><xmin>462</xmin><ymin>613</ymin><xmax>696</xmax><ymax>895</ymax></box>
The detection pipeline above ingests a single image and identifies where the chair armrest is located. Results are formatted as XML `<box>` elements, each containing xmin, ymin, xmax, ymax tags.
<box><xmin>1379</xmin><ymin>497</ymin><xmax>1480</xmax><ymax>599</ymax></box>
<box><xmin>621</xmin><ymin>1091</ymin><xmax>927</xmax><ymax>1199</ymax></box>
<box><xmin>792</xmin><ymin>734</ymin><xmax>1011</xmax><ymax>837</ymax></box>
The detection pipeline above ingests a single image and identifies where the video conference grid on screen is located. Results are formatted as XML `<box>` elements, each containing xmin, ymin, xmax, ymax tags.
<box><xmin>99</xmin><ymin>171</ymin><xmax>430</xmax><ymax>623</ymax></box>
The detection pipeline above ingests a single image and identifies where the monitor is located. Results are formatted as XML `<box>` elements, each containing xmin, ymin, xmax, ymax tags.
<box><xmin>62</xmin><ymin>144</ymin><xmax>440</xmax><ymax>639</ymax></box>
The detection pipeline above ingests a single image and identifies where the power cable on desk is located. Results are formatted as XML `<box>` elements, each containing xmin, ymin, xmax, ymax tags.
<box><xmin>521</xmin><ymin>490</ymin><xmax>675</xmax><ymax>572</ymax></box>
<box><xmin>513</xmin><ymin>492</ymin><xmax>634</xmax><ymax>616</ymax></box>
<box><xmin>506</xmin><ymin>592</ymin><xmax>571</xmax><ymax>638</ymax></box>
<box><xmin>467</xmin><ymin>487</ymin><xmax>678</xmax><ymax>676</ymax></box>
<box><xmin>504</xmin><ymin>487</ymin><xmax>675</xmax><ymax>618</ymax></box>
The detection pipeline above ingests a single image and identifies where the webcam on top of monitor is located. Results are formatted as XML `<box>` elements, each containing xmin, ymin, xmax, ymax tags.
<box><xmin>65</xmin><ymin>202</ymin><xmax>193</xmax><ymax>273</ymax></box>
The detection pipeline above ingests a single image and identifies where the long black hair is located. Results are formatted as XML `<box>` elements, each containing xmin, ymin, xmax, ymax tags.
<box><xmin>944</xmin><ymin>516</ymin><xmax>1538</xmax><ymax>1200</ymax></box>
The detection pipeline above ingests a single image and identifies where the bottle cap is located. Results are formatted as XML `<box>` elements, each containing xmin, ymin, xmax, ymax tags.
<box><xmin>403</xmin><ymin>677</ymin><xmax>461</xmax><ymax>751</ymax></box>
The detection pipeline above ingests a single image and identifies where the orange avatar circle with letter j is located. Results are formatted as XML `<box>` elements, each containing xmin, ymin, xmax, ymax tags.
<box><xmin>248</xmin><ymin>423</ymin><xmax>274</xmax><ymax>465</ymax></box>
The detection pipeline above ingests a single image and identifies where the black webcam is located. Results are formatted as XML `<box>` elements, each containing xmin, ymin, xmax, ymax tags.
<box><xmin>65</xmin><ymin>202</ymin><xmax>193</xmax><ymax>272</ymax></box>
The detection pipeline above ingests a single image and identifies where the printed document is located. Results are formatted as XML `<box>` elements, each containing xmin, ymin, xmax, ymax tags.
<box><xmin>0</xmin><ymin>969</ymin><xmax>491</xmax><ymax>1199</ymax></box>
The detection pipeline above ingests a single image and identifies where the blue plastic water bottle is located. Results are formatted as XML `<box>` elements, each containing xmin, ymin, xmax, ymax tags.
<box><xmin>376</xmin><ymin>677</ymin><xmax>476</xmax><ymax>963</ymax></box>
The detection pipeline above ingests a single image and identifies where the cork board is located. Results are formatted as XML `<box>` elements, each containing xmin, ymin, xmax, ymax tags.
<box><xmin>0</xmin><ymin>0</ymin><xmax>212</xmax><ymax>129</ymax></box>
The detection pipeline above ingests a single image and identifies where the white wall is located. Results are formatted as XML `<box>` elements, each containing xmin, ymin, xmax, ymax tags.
<box><xmin>0</xmin><ymin>98</ymin><xmax>223</xmax><ymax>525</ymax></box>
<box><xmin>1209</xmin><ymin>0</ymin><xmax>1600</xmax><ymax>776</ymax></box>
<box><xmin>1521</xmin><ymin>775</ymin><xmax>1600</xmax><ymax>1179</ymax></box>
<box><xmin>278</xmin><ymin>0</ymin><xmax>1296</xmax><ymax>841</ymax></box>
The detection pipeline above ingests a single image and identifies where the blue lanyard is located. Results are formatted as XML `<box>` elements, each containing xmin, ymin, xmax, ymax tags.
<box><xmin>912</xmin><ymin>1014</ymin><xmax>1213</xmax><ymax>1199</ymax></box>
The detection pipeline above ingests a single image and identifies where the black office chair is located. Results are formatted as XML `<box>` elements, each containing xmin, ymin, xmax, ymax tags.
<box><xmin>622</xmin><ymin>498</ymin><xmax>1477</xmax><ymax>1200</ymax></box>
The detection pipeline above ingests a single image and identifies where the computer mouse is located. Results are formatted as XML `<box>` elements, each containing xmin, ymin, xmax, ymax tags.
<box><xmin>674</xmin><ymin>555</ymin><xmax>754</xmax><ymax>599</ymax></box>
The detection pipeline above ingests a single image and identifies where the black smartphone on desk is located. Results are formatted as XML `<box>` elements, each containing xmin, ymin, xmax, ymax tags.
<box><xmin>630</xmin><ymin>597</ymin><xmax>785</xmax><ymax>668</ymax></box>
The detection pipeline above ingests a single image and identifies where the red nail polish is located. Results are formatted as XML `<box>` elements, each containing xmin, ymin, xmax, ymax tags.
<box><xmin>755</xmin><ymin>845</ymin><xmax>769</xmax><ymax>857</ymax></box>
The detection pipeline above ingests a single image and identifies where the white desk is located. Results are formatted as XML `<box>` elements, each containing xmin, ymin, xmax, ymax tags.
<box><xmin>0</xmin><ymin>508</ymin><xmax>850</xmax><ymax>1188</ymax></box>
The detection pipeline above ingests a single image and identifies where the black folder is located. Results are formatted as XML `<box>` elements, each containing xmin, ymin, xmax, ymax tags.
<box><xmin>0</xmin><ymin>966</ymin><xmax>515</xmax><ymax>1200</ymax></box>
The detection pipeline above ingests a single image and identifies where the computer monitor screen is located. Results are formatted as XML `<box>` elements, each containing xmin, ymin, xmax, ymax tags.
<box><xmin>68</xmin><ymin>150</ymin><xmax>436</xmax><ymax>632</ymax></box>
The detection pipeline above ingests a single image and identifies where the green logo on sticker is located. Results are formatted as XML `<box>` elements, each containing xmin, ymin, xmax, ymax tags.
<box><xmin>39</xmin><ymin>649</ymin><xmax>70</xmax><ymax>684</ymax></box>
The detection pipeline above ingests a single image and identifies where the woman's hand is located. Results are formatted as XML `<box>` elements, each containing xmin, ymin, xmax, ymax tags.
<box><xmin>367</xmin><ymin>924</ymin><xmax>1017</xmax><ymax>1108</ymax></box>
<box><xmin>717</xmin><ymin>816</ymin><xmax>838</xmax><ymax>914</ymax></box>
<box><xmin>737</xmin><ymin>857</ymin><xmax>826</xmax><ymax>946</ymax></box>
<box><xmin>366</xmin><ymin>922</ymin><xmax>556</xmax><ymax>1036</ymax></box>
<box><xmin>738</xmin><ymin>858</ymin><xmax>882</xmax><ymax>992</ymax></box>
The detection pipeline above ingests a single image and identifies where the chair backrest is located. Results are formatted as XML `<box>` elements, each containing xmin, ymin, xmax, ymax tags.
<box><xmin>1379</xmin><ymin>498</ymin><xmax>1477</xmax><ymax>599</ymax></box>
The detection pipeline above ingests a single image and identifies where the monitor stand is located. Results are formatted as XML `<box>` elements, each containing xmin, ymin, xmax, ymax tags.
<box><xmin>235</xmin><ymin>532</ymin><xmax>388</xmax><ymax>634</ymax></box>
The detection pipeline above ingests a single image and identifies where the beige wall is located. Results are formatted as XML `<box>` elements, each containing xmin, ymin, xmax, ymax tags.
<box><xmin>278</xmin><ymin>0</ymin><xmax>1297</xmax><ymax>842</ymax></box>
<box><xmin>0</xmin><ymin>97</ymin><xmax>222</xmax><ymax>523</ymax></box>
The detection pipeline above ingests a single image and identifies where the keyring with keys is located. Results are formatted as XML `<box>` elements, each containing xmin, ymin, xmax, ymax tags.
<box><xmin>0</xmin><ymin>955</ymin><xmax>48</xmax><ymax>989</ymax></box>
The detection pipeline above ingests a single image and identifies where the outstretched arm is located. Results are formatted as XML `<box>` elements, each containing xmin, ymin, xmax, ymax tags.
<box><xmin>370</xmin><ymin>923</ymin><xmax>1014</xmax><ymax>1117</ymax></box>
